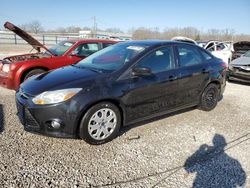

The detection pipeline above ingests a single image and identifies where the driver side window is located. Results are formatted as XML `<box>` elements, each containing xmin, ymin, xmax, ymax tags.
<box><xmin>135</xmin><ymin>46</ymin><xmax>174</xmax><ymax>74</ymax></box>
<box><xmin>74</xmin><ymin>43</ymin><xmax>100</xmax><ymax>57</ymax></box>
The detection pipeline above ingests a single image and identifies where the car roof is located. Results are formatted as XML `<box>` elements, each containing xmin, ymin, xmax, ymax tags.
<box><xmin>120</xmin><ymin>40</ymin><xmax>192</xmax><ymax>45</ymax></box>
<box><xmin>118</xmin><ymin>40</ymin><xmax>197</xmax><ymax>47</ymax></box>
<box><xmin>65</xmin><ymin>38</ymin><xmax>117</xmax><ymax>43</ymax></box>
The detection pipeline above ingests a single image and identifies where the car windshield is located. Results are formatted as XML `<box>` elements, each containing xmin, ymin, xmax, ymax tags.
<box><xmin>244</xmin><ymin>50</ymin><xmax>250</xmax><ymax>57</ymax></box>
<box><xmin>49</xmin><ymin>41</ymin><xmax>75</xmax><ymax>56</ymax></box>
<box><xmin>74</xmin><ymin>43</ymin><xmax>148</xmax><ymax>72</ymax></box>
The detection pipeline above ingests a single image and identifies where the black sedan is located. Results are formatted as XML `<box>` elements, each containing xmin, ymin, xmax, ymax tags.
<box><xmin>16</xmin><ymin>41</ymin><xmax>227</xmax><ymax>144</ymax></box>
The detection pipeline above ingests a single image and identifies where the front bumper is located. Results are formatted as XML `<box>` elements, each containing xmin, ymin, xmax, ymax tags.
<box><xmin>15</xmin><ymin>90</ymin><xmax>83</xmax><ymax>138</ymax></box>
<box><xmin>227</xmin><ymin>68</ymin><xmax>250</xmax><ymax>83</ymax></box>
<box><xmin>0</xmin><ymin>72</ymin><xmax>16</xmax><ymax>89</ymax></box>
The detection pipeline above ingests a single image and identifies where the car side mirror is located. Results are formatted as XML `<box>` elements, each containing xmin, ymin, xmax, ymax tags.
<box><xmin>132</xmin><ymin>67</ymin><xmax>152</xmax><ymax>76</ymax></box>
<box><xmin>70</xmin><ymin>50</ymin><xmax>79</xmax><ymax>56</ymax></box>
<box><xmin>70</xmin><ymin>50</ymin><xmax>88</xmax><ymax>58</ymax></box>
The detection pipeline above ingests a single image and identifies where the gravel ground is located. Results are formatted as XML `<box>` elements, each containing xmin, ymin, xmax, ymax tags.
<box><xmin>0</xmin><ymin>82</ymin><xmax>249</xmax><ymax>188</ymax></box>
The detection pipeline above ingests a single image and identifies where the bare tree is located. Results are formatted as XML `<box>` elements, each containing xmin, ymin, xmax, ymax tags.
<box><xmin>14</xmin><ymin>21</ymin><xmax>250</xmax><ymax>42</ymax></box>
<box><xmin>131</xmin><ymin>26</ymin><xmax>248</xmax><ymax>42</ymax></box>
<box><xmin>19</xmin><ymin>20</ymin><xmax>43</xmax><ymax>34</ymax></box>
<box><xmin>28</xmin><ymin>21</ymin><xmax>44</xmax><ymax>34</ymax></box>
<box><xmin>132</xmin><ymin>27</ymin><xmax>161</xmax><ymax>40</ymax></box>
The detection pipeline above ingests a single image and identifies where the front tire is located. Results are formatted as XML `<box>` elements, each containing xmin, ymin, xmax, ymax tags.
<box><xmin>200</xmin><ymin>83</ymin><xmax>219</xmax><ymax>111</ymax></box>
<box><xmin>23</xmin><ymin>69</ymin><xmax>45</xmax><ymax>81</ymax></box>
<box><xmin>79</xmin><ymin>102</ymin><xmax>121</xmax><ymax>145</ymax></box>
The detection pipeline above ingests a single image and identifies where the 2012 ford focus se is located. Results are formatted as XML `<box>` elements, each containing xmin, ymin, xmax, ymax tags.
<box><xmin>16</xmin><ymin>41</ymin><xmax>227</xmax><ymax>144</ymax></box>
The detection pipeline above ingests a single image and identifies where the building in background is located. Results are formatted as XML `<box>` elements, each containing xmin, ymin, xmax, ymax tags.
<box><xmin>79</xmin><ymin>30</ymin><xmax>132</xmax><ymax>41</ymax></box>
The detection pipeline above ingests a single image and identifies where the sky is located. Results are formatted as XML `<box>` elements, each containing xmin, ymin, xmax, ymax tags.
<box><xmin>1</xmin><ymin>0</ymin><xmax>250</xmax><ymax>34</ymax></box>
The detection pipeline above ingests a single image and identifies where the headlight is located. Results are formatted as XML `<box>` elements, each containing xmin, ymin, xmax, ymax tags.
<box><xmin>32</xmin><ymin>88</ymin><xmax>82</xmax><ymax>105</ymax></box>
<box><xmin>2</xmin><ymin>64</ymin><xmax>10</xmax><ymax>73</ymax></box>
<box><xmin>228</xmin><ymin>65</ymin><xmax>233</xmax><ymax>70</ymax></box>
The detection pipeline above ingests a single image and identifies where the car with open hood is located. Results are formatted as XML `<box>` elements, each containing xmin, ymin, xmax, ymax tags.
<box><xmin>15</xmin><ymin>40</ymin><xmax>227</xmax><ymax>144</ymax></box>
<box><xmin>0</xmin><ymin>22</ymin><xmax>117</xmax><ymax>90</ymax></box>
<box><xmin>232</xmin><ymin>41</ymin><xmax>250</xmax><ymax>60</ymax></box>
<box><xmin>227</xmin><ymin>50</ymin><xmax>250</xmax><ymax>83</ymax></box>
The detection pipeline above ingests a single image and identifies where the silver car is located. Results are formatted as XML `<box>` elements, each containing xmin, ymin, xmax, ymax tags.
<box><xmin>227</xmin><ymin>51</ymin><xmax>250</xmax><ymax>83</ymax></box>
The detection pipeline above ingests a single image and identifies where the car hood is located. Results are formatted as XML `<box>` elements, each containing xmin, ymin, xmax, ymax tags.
<box><xmin>21</xmin><ymin>66</ymin><xmax>102</xmax><ymax>96</ymax></box>
<box><xmin>231</xmin><ymin>57</ymin><xmax>250</xmax><ymax>66</ymax></box>
<box><xmin>233</xmin><ymin>41</ymin><xmax>250</xmax><ymax>52</ymax></box>
<box><xmin>4</xmin><ymin>21</ymin><xmax>54</xmax><ymax>55</ymax></box>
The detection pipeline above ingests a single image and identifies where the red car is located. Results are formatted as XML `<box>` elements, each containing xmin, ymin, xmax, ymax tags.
<box><xmin>0</xmin><ymin>22</ymin><xmax>117</xmax><ymax>90</ymax></box>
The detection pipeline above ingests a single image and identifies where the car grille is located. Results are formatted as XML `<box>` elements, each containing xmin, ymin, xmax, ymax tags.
<box><xmin>16</xmin><ymin>101</ymin><xmax>25</xmax><ymax>125</ymax></box>
<box><xmin>233</xmin><ymin>66</ymin><xmax>250</xmax><ymax>75</ymax></box>
<box><xmin>16</xmin><ymin>101</ymin><xmax>39</xmax><ymax>127</ymax></box>
<box><xmin>24</xmin><ymin>108</ymin><xmax>39</xmax><ymax>127</ymax></box>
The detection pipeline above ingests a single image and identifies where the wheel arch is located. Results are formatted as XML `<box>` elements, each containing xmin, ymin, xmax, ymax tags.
<box><xmin>20</xmin><ymin>66</ymin><xmax>49</xmax><ymax>83</ymax></box>
<box><xmin>75</xmin><ymin>98</ymin><xmax>125</xmax><ymax>136</ymax></box>
<box><xmin>202</xmin><ymin>79</ymin><xmax>221</xmax><ymax>93</ymax></box>
<box><xmin>199</xmin><ymin>79</ymin><xmax>221</xmax><ymax>101</ymax></box>
<box><xmin>207</xmin><ymin>79</ymin><xmax>221</xmax><ymax>91</ymax></box>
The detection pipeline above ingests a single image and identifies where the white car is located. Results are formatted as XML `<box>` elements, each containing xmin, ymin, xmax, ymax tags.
<box><xmin>198</xmin><ymin>41</ymin><xmax>233</xmax><ymax>64</ymax></box>
<box><xmin>171</xmin><ymin>36</ymin><xmax>198</xmax><ymax>45</ymax></box>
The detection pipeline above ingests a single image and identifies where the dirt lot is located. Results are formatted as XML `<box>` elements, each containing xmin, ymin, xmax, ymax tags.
<box><xmin>0</xmin><ymin>82</ymin><xmax>249</xmax><ymax>188</ymax></box>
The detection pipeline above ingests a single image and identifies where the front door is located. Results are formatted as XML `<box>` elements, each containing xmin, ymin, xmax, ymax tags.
<box><xmin>123</xmin><ymin>46</ymin><xmax>180</xmax><ymax>123</ymax></box>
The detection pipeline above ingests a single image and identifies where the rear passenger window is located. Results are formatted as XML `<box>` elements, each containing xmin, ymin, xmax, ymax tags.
<box><xmin>136</xmin><ymin>46</ymin><xmax>174</xmax><ymax>73</ymax></box>
<box><xmin>201</xmin><ymin>50</ymin><xmax>213</xmax><ymax>60</ymax></box>
<box><xmin>177</xmin><ymin>46</ymin><xmax>203</xmax><ymax>67</ymax></box>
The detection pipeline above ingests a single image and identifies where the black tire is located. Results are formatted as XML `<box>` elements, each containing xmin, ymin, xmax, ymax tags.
<box><xmin>200</xmin><ymin>83</ymin><xmax>219</xmax><ymax>111</ymax></box>
<box><xmin>23</xmin><ymin>69</ymin><xmax>45</xmax><ymax>81</ymax></box>
<box><xmin>79</xmin><ymin>102</ymin><xmax>121</xmax><ymax>145</ymax></box>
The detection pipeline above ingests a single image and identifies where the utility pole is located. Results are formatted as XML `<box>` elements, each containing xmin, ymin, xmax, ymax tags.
<box><xmin>92</xmin><ymin>16</ymin><xmax>97</xmax><ymax>38</ymax></box>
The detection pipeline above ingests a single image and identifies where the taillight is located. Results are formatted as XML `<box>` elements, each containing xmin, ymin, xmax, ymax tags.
<box><xmin>221</xmin><ymin>62</ymin><xmax>228</xmax><ymax>70</ymax></box>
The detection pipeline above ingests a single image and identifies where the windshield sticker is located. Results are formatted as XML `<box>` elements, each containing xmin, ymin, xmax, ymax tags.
<box><xmin>127</xmin><ymin>46</ymin><xmax>145</xmax><ymax>51</ymax></box>
<box><xmin>64</xmin><ymin>42</ymin><xmax>73</xmax><ymax>47</ymax></box>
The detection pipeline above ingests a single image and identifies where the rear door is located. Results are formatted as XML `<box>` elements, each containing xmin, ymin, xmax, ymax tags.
<box><xmin>123</xmin><ymin>46</ymin><xmax>180</xmax><ymax>122</ymax></box>
<box><xmin>175</xmin><ymin>44</ymin><xmax>211</xmax><ymax>105</ymax></box>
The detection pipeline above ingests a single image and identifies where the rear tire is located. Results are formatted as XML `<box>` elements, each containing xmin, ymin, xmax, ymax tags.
<box><xmin>23</xmin><ymin>69</ymin><xmax>45</xmax><ymax>81</ymax></box>
<box><xmin>79</xmin><ymin>102</ymin><xmax>121</xmax><ymax>145</ymax></box>
<box><xmin>200</xmin><ymin>83</ymin><xmax>219</xmax><ymax>111</ymax></box>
